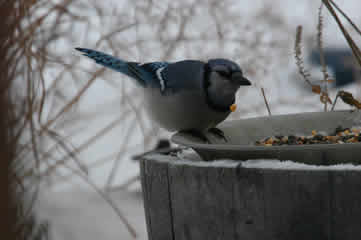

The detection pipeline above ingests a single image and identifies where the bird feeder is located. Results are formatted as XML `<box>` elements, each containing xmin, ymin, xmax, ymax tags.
<box><xmin>140</xmin><ymin>110</ymin><xmax>361</xmax><ymax>240</ymax></box>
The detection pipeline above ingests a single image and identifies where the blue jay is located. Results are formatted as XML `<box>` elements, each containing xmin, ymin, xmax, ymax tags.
<box><xmin>75</xmin><ymin>48</ymin><xmax>251</xmax><ymax>142</ymax></box>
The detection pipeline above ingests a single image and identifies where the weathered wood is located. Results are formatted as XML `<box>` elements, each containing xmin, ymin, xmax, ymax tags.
<box><xmin>140</xmin><ymin>158</ymin><xmax>174</xmax><ymax>240</ymax></box>
<box><xmin>331</xmin><ymin>171</ymin><xmax>361</xmax><ymax>239</ymax></box>
<box><xmin>140</xmin><ymin>155</ymin><xmax>361</xmax><ymax>240</ymax></box>
<box><xmin>168</xmin><ymin>161</ymin><xmax>237</xmax><ymax>240</ymax></box>
<box><xmin>233</xmin><ymin>167</ymin><xmax>267</xmax><ymax>239</ymax></box>
<box><xmin>263</xmin><ymin>170</ymin><xmax>331</xmax><ymax>240</ymax></box>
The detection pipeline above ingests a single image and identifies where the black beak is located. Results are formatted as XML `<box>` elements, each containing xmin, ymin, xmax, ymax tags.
<box><xmin>231</xmin><ymin>72</ymin><xmax>251</xmax><ymax>86</ymax></box>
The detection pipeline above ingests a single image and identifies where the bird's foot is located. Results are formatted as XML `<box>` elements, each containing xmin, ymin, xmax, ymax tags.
<box><xmin>132</xmin><ymin>139</ymin><xmax>185</xmax><ymax>160</ymax></box>
<box><xmin>208</xmin><ymin>127</ymin><xmax>228</xmax><ymax>142</ymax></box>
<box><xmin>179</xmin><ymin>129</ymin><xmax>211</xmax><ymax>143</ymax></box>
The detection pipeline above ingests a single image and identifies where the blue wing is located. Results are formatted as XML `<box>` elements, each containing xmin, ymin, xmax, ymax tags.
<box><xmin>75</xmin><ymin>48</ymin><xmax>169</xmax><ymax>88</ymax></box>
<box><xmin>138</xmin><ymin>62</ymin><xmax>169</xmax><ymax>90</ymax></box>
<box><xmin>140</xmin><ymin>62</ymin><xmax>169</xmax><ymax>73</ymax></box>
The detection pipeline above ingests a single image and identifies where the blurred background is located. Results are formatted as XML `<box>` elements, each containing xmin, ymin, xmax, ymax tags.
<box><xmin>5</xmin><ymin>0</ymin><xmax>361</xmax><ymax>239</ymax></box>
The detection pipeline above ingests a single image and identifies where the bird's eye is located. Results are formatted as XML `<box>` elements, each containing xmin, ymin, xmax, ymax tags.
<box><xmin>217</xmin><ymin>70</ymin><xmax>230</xmax><ymax>78</ymax></box>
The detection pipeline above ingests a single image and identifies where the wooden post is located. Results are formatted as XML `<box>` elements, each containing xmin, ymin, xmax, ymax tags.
<box><xmin>140</xmin><ymin>155</ymin><xmax>361</xmax><ymax>240</ymax></box>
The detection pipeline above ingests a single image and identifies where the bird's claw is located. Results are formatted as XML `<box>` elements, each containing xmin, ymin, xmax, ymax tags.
<box><xmin>179</xmin><ymin>130</ymin><xmax>211</xmax><ymax>143</ymax></box>
<box><xmin>179</xmin><ymin>128</ymin><xmax>227</xmax><ymax>144</ymax></box>
<box><xmin>208</xmin><ymin>127</ymin><xmax>228</xmax><ymax>142</ymax></box>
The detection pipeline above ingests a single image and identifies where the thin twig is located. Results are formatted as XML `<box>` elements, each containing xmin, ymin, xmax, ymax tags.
<box><xmin>322</xmin><ymin>0</ymin><xmax>361</xmax><ymax>67</ymax></box>
<box><xmin>331</xmin><ymin>93</ymin><xmax>339</xmax><ymax>111</ymax></box>
<box><xmin>62</xmin><ymin>164</ymin><xmax>138</xmax><ymax>238</ymax></box>
<box><xmin>329</xmin><ymin>0</ymin><xmax>361</xmax><ymax>36</ymax></box>
<box><xmin>261</xmin><ymin>88</ymin><xmax>272</xmax><ymax>116</ymax></box>
<box><xmin>107</xmin><ymin>175</ymin><xmax>141</xmax><ymax>192</ymax></box>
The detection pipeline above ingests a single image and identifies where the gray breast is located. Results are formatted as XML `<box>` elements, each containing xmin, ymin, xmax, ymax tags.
<box><xmin>143</xmin><ymin>60</ymin><xmax>231</xmax><ymax>131</ymax></box>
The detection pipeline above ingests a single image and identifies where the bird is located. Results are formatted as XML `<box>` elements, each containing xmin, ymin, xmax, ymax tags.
<box><xmin>75</xmin><ymin>47</ymin><xmax>251</xmax><ymax>142</ymax></box>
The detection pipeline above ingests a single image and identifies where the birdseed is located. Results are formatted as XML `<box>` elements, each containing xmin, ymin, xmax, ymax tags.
<box><xmin>255</xmin><ymin>126</ymin><xmax>361</xmax><ymax>146</ymax></box>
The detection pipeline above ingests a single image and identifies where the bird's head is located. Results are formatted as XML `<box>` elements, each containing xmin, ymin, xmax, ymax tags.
<box><xmin>206</xmin><ymin>58</ymin><xmax>251</xmax><ymax>88</ymax></box>
<box><xmin>204</xmin><ymin>59</ymin><xmax>251</xmax><ymax>112</ymax></box>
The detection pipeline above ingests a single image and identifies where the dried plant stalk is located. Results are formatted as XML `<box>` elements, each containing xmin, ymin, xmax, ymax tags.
<box><xmin>295</xmin><ymin>26</ymin><xmax>323</xmax><ymax>94</ymax></box>
<box><xmin>317</xmin><ymin>3</ymin><xmax>332</xmax><ymax>111</ymax></box>
<box><xmin>294</xmin><ymin>22</ymin><xmax>332</xmax><ymax>110</ymax></box>
<box><xmin>2</xmin><ymin>0</ymin><xmax>145</xmax><ymax>238</ymax></box>
<box><xmin>332</xmin><ymin>90</ymin><xmax>361</xmax><ymax>110</ymax></box>
<box><xmin>322</xmin><ymin>0</ymin><xmax>361</xmax><ymax>67</ymax></box>
<box><xmin>295</xmin><ymin>26</ymin><xmax>311</xmax><ymax>85</ymax></box>
<box><xmin>1</xmin><ymin>0</ymin><xmax>51</xmax><ymax>239</ymax></box>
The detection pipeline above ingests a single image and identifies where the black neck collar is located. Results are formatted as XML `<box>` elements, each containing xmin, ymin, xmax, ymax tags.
<box><xmin>203</xmin><ymin>63</ymin><xmax>233</xmax><ymax>113</ymax></box>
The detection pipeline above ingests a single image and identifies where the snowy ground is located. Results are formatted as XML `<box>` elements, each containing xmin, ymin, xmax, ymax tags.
<box><xmin>35</xmin><ymin>0</ymin><xmax>361</xmax><ymax>239</ymax></box>
<box><xmin>36</xmin><ymin>189</ymin><xmax>147</xmax><ymax>240</ymax></box>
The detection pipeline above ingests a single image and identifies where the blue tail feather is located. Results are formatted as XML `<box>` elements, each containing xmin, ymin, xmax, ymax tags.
<box><xmin>75</xmin><ymin>48</ymin><xmax>147</xmax><ymax>86</ymax></box>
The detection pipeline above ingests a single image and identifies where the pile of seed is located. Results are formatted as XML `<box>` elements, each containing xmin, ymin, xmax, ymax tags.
<box><xmin>255</xmin><ymin>126</ymin><xmax>361</xmax><ymax>146</ymax></box>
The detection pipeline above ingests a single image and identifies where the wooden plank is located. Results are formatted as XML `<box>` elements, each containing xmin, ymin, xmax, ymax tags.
<box><xmin>139</xmin><ymin>159</ymin><xmax>152</xmax><ymax>240</ymax></box>
<box><xmin>140</xmin><ymin>157</ymin><xmax>174</xmax><ymax>240</ymax></box>
<box><xmin>263</xmin><ymin>169</ymin><xmax>331</xmax><ymax>240</ymax></box>
<box><xmin>168</xmin><ymin>162</ymin><xmax>237</xmax><ymax>240</ymax></box>
<box><xmin>331</xmin><ymin>171</ymin><xmax>361</xmax><ymax>239</ymax></box>
<box><xmin>288</xmin><ymin>170</ymin><xmax>331</xmax><ymax>239</ymax></box>
<box><xmin>233</xmin><ymin>167</ymin><xmax>267</xmax><ymax>239</ymax></box>
<box><xmin>263</xmin><ymin>169</ymin><xmax>294</xmax><ymax>240</ymax></box>
<box><xmin>141</xmin><ymin>156</ymin><xmax>361</xmax><ymax>240</ymax></box>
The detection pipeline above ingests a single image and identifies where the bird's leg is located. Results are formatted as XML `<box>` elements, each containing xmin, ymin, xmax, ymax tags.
<box><xmin>179</xmin><ymin>129</ymin><xmax>211</xmax><ymax>143</ymax></box>
<box><xmin>208</xmin><ymin>127</ymin><xmax>228</xmax><ymax>142</ymax></box>
<box><xmin>132</xmin><ymin>139</ymin><xmax>185</xmax><ymax>160</ymax></box>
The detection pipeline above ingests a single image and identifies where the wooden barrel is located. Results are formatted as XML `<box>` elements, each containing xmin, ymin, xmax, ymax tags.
<box><xmin>140</xmin><ymin>154</ymin><xmax>361</xmax><ymax>240</ymax></box>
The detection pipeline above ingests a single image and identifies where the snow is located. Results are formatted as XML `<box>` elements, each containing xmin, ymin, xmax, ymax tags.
<box><xmin>36</xmin><ymin>189</ymin><xmax>147</xmax><ymax>240</ymax></box>
<box><xmin>241</xmin><ymin>159</ymin><xmax>361</xmax><ymax>170</ymax></box>
<box><xmin>169</xmin><ymin>150</ymin><xmax>361</xmax><ymax>171</ymax></box>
